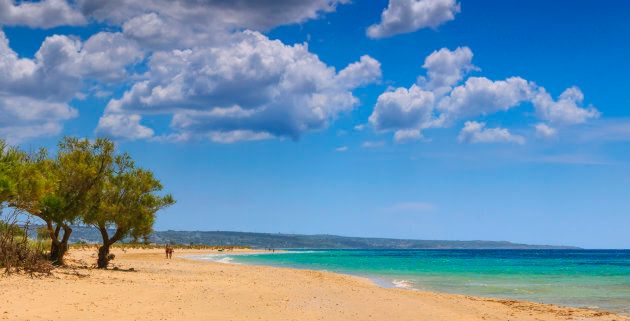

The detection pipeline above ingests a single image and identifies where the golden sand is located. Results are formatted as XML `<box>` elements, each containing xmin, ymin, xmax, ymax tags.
<box><xmin>1</xmin><ymin>248</ymin><xmax>628</xmax><ymax>321</ymax></box>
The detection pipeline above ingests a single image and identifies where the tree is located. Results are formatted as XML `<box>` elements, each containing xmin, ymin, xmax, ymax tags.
<box><xmin>86</xmin><ymin>153</ymin><xmax>174</xmax><ymax>269</ymax></box>
<box><xmin>15</xmin><ymin>138</ymin><xmax>115</xmax><ymax>265</ymax></box>
<box><xmin>0</xmin><ymin>140</ymin><xmax>21</xmax><ymax>205</ymax></box>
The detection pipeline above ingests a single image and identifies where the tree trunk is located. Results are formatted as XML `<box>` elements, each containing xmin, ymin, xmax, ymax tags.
<box><xmin>97</xmin><ymin>242</ymin><xmax>110</xmax><ymax>269</ymax></box>
<box><xmin>49</xmin><ymin>225</ymin><xmax>72</xmax><ymax>266</ymax></box>
<box><xmin>48</xmin><ymin>223</ymin><xmax>60</xmax><ymax>257</ymax></box>
<box><xmin>50</xmin><ymin>241</ymin><xmax>68</xmax><ymax>266</ymax></box>
<box><xmin>96</xmin><ymin>226</ymin><xmax>125</xmax><ymax>269</ymax></box>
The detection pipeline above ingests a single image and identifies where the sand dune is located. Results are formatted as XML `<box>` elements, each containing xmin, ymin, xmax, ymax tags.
<box><xmin>1</xmin><ymin>248</ymin><xmax>628</xmax><ymax>321</ymax></box>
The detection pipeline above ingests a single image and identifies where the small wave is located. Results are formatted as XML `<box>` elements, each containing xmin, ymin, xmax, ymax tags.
<box><xmin>184</xmin><ymin>254</ymin><xmax>239</xmax><ymax>264</ymax></box>
<box><xmin>392</xmin><ymin>279</ymin><xmax>414</xmax><ymax>289</ymax></box>
<box><xmin>215</xmin><ymin>257</ymin><xmax>237</xmax><ymax>264</ymax></box>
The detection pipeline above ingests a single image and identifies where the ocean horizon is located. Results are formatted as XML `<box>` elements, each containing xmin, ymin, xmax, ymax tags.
<box><xmin>189</xmin><ymin>249</ymin><xmax>630</xmax><ymax>315</ymax></box>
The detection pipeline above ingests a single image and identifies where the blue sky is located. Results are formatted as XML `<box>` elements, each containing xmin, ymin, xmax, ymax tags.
<box><xmin>1</xmin><ymin>0</ymin><xmax>629</xmax><ymax>248</ymax></box>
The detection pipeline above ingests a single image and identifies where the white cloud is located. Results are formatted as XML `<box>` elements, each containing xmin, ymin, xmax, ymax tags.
<box><xmin>367</xmin><ymin>0</ymin><xmax>460</xmax><ymax>39</ymax></box>
<box><xmin>79</xmin><ymin>0</ymin><xmax>348</xmax><ymax>28</ymax></box>
<box><xmin>96</xmin><ymin>114</ymin><xmax>154</xmax><ymax>140</ymax></box>
<box><xmin>206</xmin><ymin>130</ymin><xmax>274</xmax><ymax>144</ymax></box>
<box><xmin>369</xmin><ymin>47</ymin><xmax>599</xmax><ymax>143</ymax></box>
<box><xmin>436</xmin><ymin>76</ymin><xmax>535</xmax><ymax>125</ymax></box>
<box><xmin>369</xmin><ymin>85</ymin><xmax>435</xmax><ymax>132</ymax></box>
<box><xmin>0</xmin><ymin>96</ymin><xmax>77</xmax><ymax>144</ymax></box>
<box><xmin>419</xmin><ymin>46</ymin><xmax>476</xmax><ymax>94</ymax></box>
<box><xmin>0</xmin><ymin>30</ymin><xmax>141</xmax><ymax>142</ymax></box>
<box><xmin>457</xmin><ymin>121</ymin><xmax>525</xmax><ymax>145</ymax></box>
<box><xmin>0</xmin><ymin>0</ymin><xmax>85</xmax><ymax>28</ymax></box>
<box><xmin>534</xmin><ymin>123</ymin><xmax>557</xmax><ymax>138</ymax></box>
<box><xmin>394</xmin><ymin>129</ymin><xmax>422</xmax><ymax>142</ymax></box>
<box><xmin>121</xmin><ymin>12</ymin><xmax>229</xmax><ymax>51</ymax></box>
<box><xmin>335</xmin><ymin>55</ymin><xmax>382</xmax><ymax>89</ymax></box>
<box><xmin>532</xmin><ymin>87</ymin><xmax>600</xmax><ymax>124</ymax></box>
<box><xmin>79</xmin><ymin>0</ymin><xmax>350</xmax><ymax>50</ymax></box>
<box><xmin>0</xmin><ymin>122</ymin><xmax>63</xmax><ymax>145</ymax></box>
<box><xmin>335</xmin><ymin>146</ymin><xmax>348</xmax><ymax>152</ymax></box>
<box><xmin>0</xmin><ymin>0</ymin><xmax>372</xmax><ymax>144</ymax></box>
<box><xmin>101</xmin><ymin>31</ymin><xmax>381</xmax><ymax>142</ymax></box>
<box><xmin>1</xmin><ymin>31</ymin><xmax>142</xmax><ymax>99</ymax></box>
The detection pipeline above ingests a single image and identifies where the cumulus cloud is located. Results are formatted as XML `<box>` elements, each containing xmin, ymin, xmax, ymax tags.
<box><xmin>0</xmin><ymin>95</ymin><xmax>76</xmax><ymax>144</ymax></box>
<box><xmin>0</xmin><ymin>30</ymin><xmax>142</xmax><ymax>142</ymax></box>
<box><xmin>534</xmin><ymin>123</ymin><xmax>557</xmax><ymax>138</ymax></box>
<box><xmin>78</xmin><ymin>0</ymin><xmax>350</xmax><ymax>50</ymax></box>
<box><xmin>0</xmin><ymin>0</ymin><xmax>85</xmax><ymax>28</ymax></box>
<box><xmin>457</xmin><ymin>121</ymin><xmax>525</xmax><ymax>145</ymax></box>
<box><xmin>120</xmin><ymin>12</ymin><xmax>230</xmax><ymax>51</ymax></box>
<box><xmin>532</xmin><ymin>87</ymin><xmax>600</xmax><ymax>124</ymax></box>
<box><xmin>394</xmin><ymin>129</ymin><xmax>422</xmax><ymax>142</ymax></box>
<box><xmin>369</xmin><ymin>47</ymin><xmax>599</xmax><ymax>142</ymax></box>
<box><xmin>369</xmin><ymin>85</ymin><xmax>435</xmax><ymax>132</ymax></box>
<box><xmin>335</xmin><ymin>55</ymin><xmax>382</xmax><ymax>89</ymax></box>
<box><xmin>96</xmin><ymin>114</ymin><xmax>154</xmax><ymax>140</ymax></box>
<box><xmin>0</xmin><ymin>122</ymin><xmax>64</xmax><ymax>145</ymax></box>
<box><xmin>79</xmin><ymin>0</ymin><xmax>348</xmax><ymax>28</ymax></box>
<box><xmin>419</xmin><ymin>47</ymin><xmax>476</xmax><ymax>94</ymax></box>
<box><xmin>99</xmin><ymin>31</ymin><xmax>381</xmax><ymax>141</ymax></box>
<box><xmin>1</xmin><ymin>0</ymin><xmax>372</xmax><ymax>143</ymax></box>
<box><xmin>436</xmin><ymin>77</ymin><xmax>534</xmax><ymax>125</ymax></box>
<box><xmin>367</xmin><ymin>0</ymin><xmax>460</xmax><ymax>39</ymax></box>
<box><xmin>1</xmin><ymin>31</ymin><xmax>142</xmax><ymax>100</ymax></box>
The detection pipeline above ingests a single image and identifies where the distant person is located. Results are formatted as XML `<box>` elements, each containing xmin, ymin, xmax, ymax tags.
<box><xmin>165</xmin><ymin>245</ymin><xmax>173</xmax><ymax>259</ymax></box>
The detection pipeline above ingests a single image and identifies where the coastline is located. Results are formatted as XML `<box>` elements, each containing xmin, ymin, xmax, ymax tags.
<box><xmin>1</xmin><ymin>248</ymin><xmax>628</xmax><ymax>321</ymax></box>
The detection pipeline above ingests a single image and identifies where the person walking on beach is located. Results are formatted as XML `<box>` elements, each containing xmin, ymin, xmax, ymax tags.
<box><xmin>165</xmin><ymin>245</ymin><xmax>173</xmax><ymax>259</ymax></box>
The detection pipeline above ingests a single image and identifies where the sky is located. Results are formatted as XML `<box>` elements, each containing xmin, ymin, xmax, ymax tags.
<box><xmin>1</xmin><ymin>0</ymin><xmax>629</xmax><ymax>248</ymax></box>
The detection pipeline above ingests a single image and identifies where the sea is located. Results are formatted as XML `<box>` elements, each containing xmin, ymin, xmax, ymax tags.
<box><xmin>188</xmin><ymin>249</ymin><xmax>630</xmax><ymax>315</ymax></box>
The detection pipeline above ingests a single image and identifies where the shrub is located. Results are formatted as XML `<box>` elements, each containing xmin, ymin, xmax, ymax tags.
<box><xmin>0</xmin><ymin>213</ymin><xmax>53</xmax><ymax>277</ymax></box>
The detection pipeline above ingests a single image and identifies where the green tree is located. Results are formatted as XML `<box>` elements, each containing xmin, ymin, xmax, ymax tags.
<box><xmin>16</xmin><ymin>138</ymin><xmax>115</xmax><ymax>265</ymax></box>
<box><xmin>86</xmin><ymin>153</ymin><xmax>174</xmax><ymax>269</ymax></box>
<box><xmin>0</xmin><ymin>140</ymin><xmax>21</xmax><ymax>205</ymax></box>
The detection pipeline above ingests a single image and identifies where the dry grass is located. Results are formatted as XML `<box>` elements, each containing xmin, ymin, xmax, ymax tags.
<box><xmin>0</xmin><ymin>213</ymin><xmax>53</xmax><ymax>277</ymax></box>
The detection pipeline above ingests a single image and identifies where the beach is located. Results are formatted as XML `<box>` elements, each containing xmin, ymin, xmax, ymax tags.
<box><xmin>1</xmin><ymin>248</ymin><xmax>628</xmax><ymax>321</ymax></box>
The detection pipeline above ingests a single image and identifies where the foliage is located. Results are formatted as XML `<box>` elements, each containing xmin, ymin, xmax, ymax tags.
<box><xmin>1</xmin><ymin>136</ymin><xmax>172</xmax><ymax>270</ymax></box>
<box><xmin>85</xmin><ymin>153</ymin><xmax>175</xmax><ymax>268</ymax></box>
<box><xmin>0</xmin><ymin>140</ymin><xmax>23</xmax><ymax>205</ymax></box>
<box><xmin>25</xmin><ymin>137</ymin><xmax>115</xmax><ymax>265</ymax></box>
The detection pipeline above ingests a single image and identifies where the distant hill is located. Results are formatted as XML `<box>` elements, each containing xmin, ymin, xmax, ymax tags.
<box><xmin>40</xmin><ymin>226</ymin><xmax>578</xmax><ymax>249</ymax></box>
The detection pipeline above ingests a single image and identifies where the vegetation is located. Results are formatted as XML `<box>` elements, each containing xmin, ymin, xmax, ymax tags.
<box><xmin>0</xmin><ymin>137</ymin><xmax>173</xmax><ymax>273</ymax></box>
<box><xmin>42</xmin><ymin>226</ymin><xmax>578</xmax><ymax>250</ymax></box>
<box><xmin>0</xmin><ymin>211</ymin><xmax>53</xmax><ymax>276</ymax></box>
<box><xmin>85</xmin><ymin>153</ymin><xmax>174</xmax><ymax>268</ymax></box>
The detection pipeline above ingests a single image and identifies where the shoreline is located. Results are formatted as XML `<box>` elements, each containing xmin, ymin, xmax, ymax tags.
<box><xmin>182</xmin><ymin>250</ymin><xmax>630</xmax><ymax>316</ymax></box>
<box><xmin>2</xmin><ymin>248</ymin><xmax>628</xmax><ymax>321</ymax></box>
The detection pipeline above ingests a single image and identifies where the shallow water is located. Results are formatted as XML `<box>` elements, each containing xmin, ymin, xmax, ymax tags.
<box><xmin>193</xmin><ymin>249</ymin><xmax>630</xmax><ymax>315</ymax></box>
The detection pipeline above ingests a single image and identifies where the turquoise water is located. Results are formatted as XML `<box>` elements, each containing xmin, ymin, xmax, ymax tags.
<box><xmin>191</xmin><ymin>249</ymin><xmax>630</xmax><ymax>315</ymax></box>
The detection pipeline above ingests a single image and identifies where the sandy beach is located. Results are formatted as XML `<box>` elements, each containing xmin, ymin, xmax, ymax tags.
<box><xmin>1</xmin><ymin>248</ymin><xmax>628</xmax><ymax>321</ymax></box>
